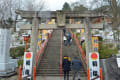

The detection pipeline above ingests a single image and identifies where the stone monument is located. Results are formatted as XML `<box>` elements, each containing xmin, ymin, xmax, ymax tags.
<box><xmin>0</xmin><ymin>26</ymin><xmax>16</xmax><ymax>76</ymax></box>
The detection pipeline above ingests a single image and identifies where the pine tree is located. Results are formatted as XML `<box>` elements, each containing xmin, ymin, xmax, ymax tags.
<box><xmin>62</xmin><ymin>2</ymin><xmax>71</xmax><ymax>11</ymax></box>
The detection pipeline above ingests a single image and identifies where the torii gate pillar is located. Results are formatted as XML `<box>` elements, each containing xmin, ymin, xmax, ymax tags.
<box><xmin>84</xmin><ymin>17</ymin><xmax>93</xmax><ymax>68</ymax></box>
<box><xmin>30</xmin><ymin>17</ymin><xmax>39</xmax><ymax>66</ymax></box>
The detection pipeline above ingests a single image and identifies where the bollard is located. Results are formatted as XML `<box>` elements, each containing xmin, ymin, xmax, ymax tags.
<box><xmin>19</xmin><ymin>66</ymin><xmax>21</xmax><ymax>80</ymax></box>
<box><xmin>87</xmin><ymin>68</ymin><xmax>89</xmax><ymax>80</ymax></box>
<box><xmin>100</xmin><ymin>68</ymin><xmax>103</xmax><ymax>80</ymax></box>
<box><xmin>33</xmin><ymin>66</ymin><xmax>35</xmax><ymax>80</ymax></box>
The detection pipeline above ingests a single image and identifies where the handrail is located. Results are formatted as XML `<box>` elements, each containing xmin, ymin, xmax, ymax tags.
<box><xmin>18</xmin><ymin>66</ymin><xmax>21</xmax><ymax>80</ymax></box>
<box><xmin>87</xmin><ymin>68</ymin><xmax>90</xmax><ymax>80</ymax></box>
<box><xmin>36</xmin><ymin>31</ymin><xmax>52</xmax><ymax>67</ymax></box>
<box><xmin>33</xmin><ymin>66</ymin><xmax>35</xmax><ymax>80</ymax></box>
<box><xmin>100</xmin><ymin>68</ymin><xmax>103</xmax><ymax>80</ymax></box>
<box><xmin>69</xmin><ymin>30</ymin><xmax>87</xmax><ymax>70</ymax></box>
<box><xmin>60</xmin><ymin>31</ymin><xmax>63</xmax><ymax>79</ymax></box>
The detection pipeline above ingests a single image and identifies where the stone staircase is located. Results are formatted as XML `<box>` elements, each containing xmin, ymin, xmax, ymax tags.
<box><xmin>36</xmin><ymin>30</ymin><xmax>86</xmax><ymax>78</ymax></box>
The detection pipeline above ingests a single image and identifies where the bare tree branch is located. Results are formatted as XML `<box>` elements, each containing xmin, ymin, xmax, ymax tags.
<box><xmin>23</xmin><ymin>0</ymin><xmax>46</xmax><ymax>11</ymax></box>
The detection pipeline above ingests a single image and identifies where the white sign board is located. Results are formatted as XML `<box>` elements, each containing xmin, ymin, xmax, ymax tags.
<box><xmin>22</xmin><ymin>52</ymin><xmax>33</xmax><ymax>78</ymax></box>
<box><xmin>22</xmin><ymin>34</ymin><xmax>29</xmax><ymax>37</ymax></box>
<box><xmin>116</xmin><ymin>54</ymin><xmax>120</xmax><ymax>68</ymax></box>
<box><xmin>89</xmin><ymin>52</ymin><xmax>100</xmax><ymax>80</ymax></box>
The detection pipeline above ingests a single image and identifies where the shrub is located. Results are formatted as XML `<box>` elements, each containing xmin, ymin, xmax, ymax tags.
<box><xmin>99</xmin><ymin>41</ymin><xmax>118</xmax><ymax>59</ymax></box>
<box><xmin>10</xmin><ymin>45</ymin><xmax>30</xmax><ymax>59</ymax></box>
<box><xmin>117</xmin><ymin>45</ymin><xmax>120</xmax><ymax>50</ymax></box>
<box><xmin>10</xmin><ymin>46</ymin><xmax>25</xmax><ymax>59</ymax></box>
<box><xmin>17</xmin><ymin>58</ymin><xmax>23</xmax><ymax>67</ymax></box>
<box><xmin>20</xmin><ymin>40</ymin><xmax>23</xmax><ymax>44</ymax></box>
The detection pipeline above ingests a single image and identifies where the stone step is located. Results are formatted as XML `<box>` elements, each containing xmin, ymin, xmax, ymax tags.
<box><xmin>38</xmin><ymin>66</ymin><xmax>59</xmax><ymax>69</ymax></box>
<box><xmin>37</xmin><ymin>68</ymin><xmax>85</xmax><ymax>71</ymax></box>
<box><xmin>36</xmin><ymin>73</ymin><xmax>86</xmax><ymax>76</ymax></box>
<box><xmin>37</xmin><ymin>71</ymin><xmax>86</xmax><ymax>74</ymax></box>
<box><xmin>42</xmin><ymin>55</ymin><xmax>59</xmax><ymax>57</ymax></box>
<box><xmin>36</xmin><ymin>30</ymin><xmax>86</xmax><ymax>77</ymax></box>
<box><xmin>37</xmin><ymin>67</ymin><xmax>60</xmax><ymax>69</ymax></box>
<box><xmin>38</xmin><ymin>64</ymin><xmax>84</xmax><ymax>68</ymax></box>
<box><xmin>39</xmin><ymin>62</ymin><xmax>59</xmax><ymax>64</ymax></box>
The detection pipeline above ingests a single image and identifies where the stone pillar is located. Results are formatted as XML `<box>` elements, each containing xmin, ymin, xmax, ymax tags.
<box><xmin>84</xmin><ymin>17</ymin><xmax>92</xmax><ymax>68</ymax></box>
<box><xmin>0</xmin><ymin>28</ymin><xmax>11</xmax><ymax>75</ymax></box>
<box><xmin>30</xmin><ymin>17</ymin><xmax>39</xmax><ymax>66</ymax></box>
<box><xmin>57</xmin><ymin>11</ymin><xmax>65</xmax><ymax>27</ymax></box>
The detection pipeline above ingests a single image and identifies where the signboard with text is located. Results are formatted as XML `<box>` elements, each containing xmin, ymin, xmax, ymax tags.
<box><xmin>89</xmin><ymin>52</ymin><xmax>100</xmax><ymax>80</ymax></box>
<box><xmin>116</xmin><ymin>54</ymin><xmax>120</xmax><ymax>68</ymax></box>
<box><xmin>92</xmin><ymin>36</ymin><xmax>99</xmax><ymax>52</ymax></box>
<box><xmin>22</xmin><ymin>52</ymin><xmax>33</xmax><ymax>79</ymax></box>
<box><xmin>37</xmin><ymin>30</ymin><xmax>42</xmax><ymax>52</ymax></box>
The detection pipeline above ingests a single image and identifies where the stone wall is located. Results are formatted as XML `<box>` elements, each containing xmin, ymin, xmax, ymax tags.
<box><xmin>100</xmin><ymin>57</ymin><xmax>120</xmax><ymax>80</ymax></box>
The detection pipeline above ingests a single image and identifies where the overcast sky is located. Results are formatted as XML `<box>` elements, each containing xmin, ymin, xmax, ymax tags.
<box><xmin>44</xmin><ymin>0</ymin><xmax>80</xmax><ymax>11</ymax></box>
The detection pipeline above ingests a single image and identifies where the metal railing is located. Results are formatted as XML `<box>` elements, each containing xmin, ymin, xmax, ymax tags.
<box><xmin>36</xmin><ymin>32</ymin><xmax>52</xmax><ymax>68</ymax></box>
<box><xmin>69</xmin><ymin>30</ymin><xmax>87</xmax><ymax>71</ymax></box>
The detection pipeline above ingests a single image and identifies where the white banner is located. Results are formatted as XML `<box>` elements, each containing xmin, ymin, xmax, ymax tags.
<box><xmin>22</xmin><ymin>52</ymin><xmax>33</xmax><ymax>78</ymax></box>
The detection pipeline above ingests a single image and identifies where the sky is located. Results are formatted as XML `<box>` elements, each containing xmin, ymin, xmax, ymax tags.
<box><xmin>44</xmin><ymin>0</ymin><xmax>80</xmax><ymax>11</ymax></box>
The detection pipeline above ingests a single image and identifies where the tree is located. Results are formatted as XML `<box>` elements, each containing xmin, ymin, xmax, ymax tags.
<box><xmin>62</xmin><ymin>2</ymin><xmax>71</xmax><ymax>11</ymax></box>
<box><xmin>106</xmin><ymin>0</ymin><xmax>120</xmax><ymax>43</ymax></box>
<box><xmin>15</xmin><ymin>0</ymin><xmax>46</xmax><ymax>31</ymax></box>
<box><xmin>89</xmin><ymin>0</ymin><xmax>107</xmax><ymax>10</ymax></box>
<box><xmin>89</xmin><ymin>0</ymin><xmax>120</xmax><ymax>47</ymax></box>
<box><xmin>93</xmin><ymin>5</ymin><xmax>110</xmax><ymax>13</ymax></box>
<box><xmin>0</xmin><ymin>0</ymin><xmax>46</xmax><ymax>26</ymax></box>
<box><xmin>23</xmin><ymin>0</ymin><xmax>46</xmax><ymax>11</ymax></box>
<box><xmin>71</xmin><ymin>2</ymin><xmax>88</xmax><ymax>12</ymax></box>
<box><xmin>73</xmin><ymin>5</ymin><xmax>88</xmax><ymax>12</ymax></box>
<box><xmin>100</xmin><ymin>0</ymin><xmax>120</xmax><ymax>29</ymax></box>
<box><xmin>0</xmin><ymin>0</ymin><xmax>23</xmax><ymax>31</ymax></box>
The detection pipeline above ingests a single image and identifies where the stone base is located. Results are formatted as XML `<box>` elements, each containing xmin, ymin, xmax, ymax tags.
<box><xmin>0</xmin><ymin>70</ymin><xmax>17</xmax><ymax>77</ymax></box>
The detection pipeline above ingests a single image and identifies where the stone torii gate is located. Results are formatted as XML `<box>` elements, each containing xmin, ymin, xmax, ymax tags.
<box><xmin>16</xmin><ymin>10</ymin><xmax>104</xmax><ymax>68</ymax></box>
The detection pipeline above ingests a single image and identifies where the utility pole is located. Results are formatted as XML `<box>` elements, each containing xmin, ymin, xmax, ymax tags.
<box><xmin>84</xmin><ymin>17</ymin><xmax>93</xmax><ymax>68</ymax></box>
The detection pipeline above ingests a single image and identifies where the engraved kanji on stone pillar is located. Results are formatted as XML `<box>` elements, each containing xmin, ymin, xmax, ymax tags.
<box><xmin>57</xmin><ymin>11</ymin><xmax>65</xmax><ymax>27</ymax></box>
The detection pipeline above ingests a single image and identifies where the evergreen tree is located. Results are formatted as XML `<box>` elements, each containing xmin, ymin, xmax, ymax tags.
<box><xmin>73</xmin><ymin>5</ymin><xmax>88</xmax><ymax>13</ymax></box>
<box><xmin>62</xmin><ymin>2</ymin><xmax>71</xmax><ymax>11</ymax></box>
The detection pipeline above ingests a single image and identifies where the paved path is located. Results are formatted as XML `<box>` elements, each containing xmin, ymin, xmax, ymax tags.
<box><xmin>36</xmin><ymin>76</ymin><xmax>86</xmax><ymax>80</ymax></box>
<box><xmin>0</xmin><ymin>75</ymin><xmax>18</xmax><ymax>80</ymax></box>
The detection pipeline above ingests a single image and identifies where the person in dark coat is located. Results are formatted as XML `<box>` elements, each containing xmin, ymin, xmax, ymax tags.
<box><xmin>63</xmin><ymin>28</ymin><xmax>66</xmax><ymax>36</ymax></box>
<box><xmin>72</xmin><ymin>56</ymin><xmax>82</xmax><ymax>80</ymax></box>
<box><xmin>66</xmin><ymin>32</ymin><xmax>72</xmax><ymax>46</ymax></box>
<box><xmin>62</xmin><ymin>56</ymin><xmax>71</xmax><ymax>80</ymax></box>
